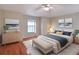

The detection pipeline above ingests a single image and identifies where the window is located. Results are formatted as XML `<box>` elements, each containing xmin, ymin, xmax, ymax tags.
<box><xmin>27</xmin><ymin>20</ymin><xmax>36</xmax><ymax>33</ymax></box>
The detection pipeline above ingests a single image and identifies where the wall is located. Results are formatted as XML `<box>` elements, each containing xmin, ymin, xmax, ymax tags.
<box><xmin>23</xmin><ymin>16</ymin><xmax>41</xmax><ymax>38</ymax></box>
<box><xmin>2</xmin><ymin>9</ymin><xmax>79</xmax><ymax>38</ymax></box>
<box><xmin>41</xmin><ymin>17</ymin><xmax>51</xmax><ymax>35</ymax></box>
<box><xmin>0</xmin><ymin>11</ymin><xmax>2</xmax><ymax>35</ymax></box>
<box><xmin>0</xmin><ymin>10</ymin><xmax>41</xmax><ymax>38</ymax></box>
<box><xmin>1</xmin><ymin>10</ymin><xmax>24</xmax><ymax>38</ymax></box>
<box><xmin>51</xmin><ymin>12</ymin><xmax>79</xmax><ymax>30</ymax></box>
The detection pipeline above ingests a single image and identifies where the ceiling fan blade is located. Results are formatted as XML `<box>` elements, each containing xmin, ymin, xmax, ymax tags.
<box><xmin>34</xmin><ymin>5</ymin><xmax>42</xmax><ymax>11</ymax></box>
<box><xmin>34</xmin><ymin>4</ymin><xmax>55</xmax><ymax>11</ymax></box>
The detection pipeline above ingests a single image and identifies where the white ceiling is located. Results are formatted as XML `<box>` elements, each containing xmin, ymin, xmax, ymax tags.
<box><xmin>0</xmin><ymin>4</ymin><xmax>79</xmax><ymax>17</ymax></box>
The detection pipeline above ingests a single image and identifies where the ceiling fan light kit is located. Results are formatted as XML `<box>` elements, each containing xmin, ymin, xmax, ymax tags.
<box><xmin>42</xmin><ymin>7</ymin><xmax>50</xmax><ymax>11</ymax></box>
<box><xmin>41</xmin><ymin>4</ymin><xmax>54</xmax><ymax>11</ymax></box>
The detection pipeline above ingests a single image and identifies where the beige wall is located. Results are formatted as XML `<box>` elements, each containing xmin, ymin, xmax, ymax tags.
<box><xmin>23</xmin><ymin>16</ymin><xmax>41</xmax><ymax>38</ymax></box>
<box><xmin>50</xmin><ymin>12</ymin><xmax>79</xmax><ymax>30</ymax></box>
<box><xmin>0</xmin><ymin>11</ymin><xmax>2</xmax><ymax>35</ymax></box>
<box><xmin>0</xmin><ymin>10</ymin><xmax>41</xmax><ymax>38</ymax></box>
<box><xmin>1</xmin><ymin>9</ymin><xmax>79</xmax><ymax>37</ymax></box>
<box><xmin>41</xmin><ymin>17</ymin><xmax>51</xmax><ymax>35</ymax></box>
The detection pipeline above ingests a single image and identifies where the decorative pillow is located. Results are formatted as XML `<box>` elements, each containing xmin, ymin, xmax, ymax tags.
<box><xmin>63</xmin><ymin>31</ymin><xmax>72</xmax><ymax>36</ymax></box>
<box><xmin>54</xmin><ymin>30</ymin><xmax>62</xmax><ymax>33</ymax></box>
<box><xmin>56</xmin><ymin>32</ymin><xmax>63</xmax><ymax>35</ymax></box>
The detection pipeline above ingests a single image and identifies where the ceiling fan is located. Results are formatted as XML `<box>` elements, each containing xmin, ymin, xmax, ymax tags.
<box><xmin>35</xmin><ymin>4</ymin><xmax>54</xmax><ymax>11</ymax></box>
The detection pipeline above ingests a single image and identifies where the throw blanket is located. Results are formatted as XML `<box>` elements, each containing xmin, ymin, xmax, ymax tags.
<box><xmin>44</xmin><ymin>34</ymin><xmax>68</xmax><ymax>48</ymax></box>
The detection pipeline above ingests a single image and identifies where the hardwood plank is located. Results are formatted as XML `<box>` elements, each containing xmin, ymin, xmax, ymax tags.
<box><xmin>0</xmin><ymin>42</ymin><xmax>28</xmax><ymax>55</ymax></box>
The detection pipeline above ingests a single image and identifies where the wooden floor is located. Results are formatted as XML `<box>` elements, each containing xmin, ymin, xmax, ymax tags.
<box><xmin>0</xmin><ymin>42</ymin><xmax>28</xmax><ymax>55</ymax></box>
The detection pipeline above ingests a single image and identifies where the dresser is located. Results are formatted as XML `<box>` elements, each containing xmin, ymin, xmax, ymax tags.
<box><xmin>2</xmin><ymin>31</ymin><xmax>23</xmax><ymax>44</ymax></box>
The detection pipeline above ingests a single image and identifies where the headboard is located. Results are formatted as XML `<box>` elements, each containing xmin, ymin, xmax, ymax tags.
<box><xmin>55</xmin><ymin>28</ymin><xmax>74</xmax><ymax>32</ymax></box>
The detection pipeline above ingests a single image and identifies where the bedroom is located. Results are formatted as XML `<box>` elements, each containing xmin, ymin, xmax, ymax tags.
<box><xmin>0</xmin><ymin>4</ymin><xmax>79</xmax><ymax>55</ymax></box>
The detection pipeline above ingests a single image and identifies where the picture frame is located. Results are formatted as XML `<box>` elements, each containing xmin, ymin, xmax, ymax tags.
<box><xmin>65</xmin><ymin>18</ymin><xmax>72</xmax><ymax>28</ymax></box>
<box><xmin>58</xmin><ymin>19</ymin><xmax>65</xmax><ymax>28</ymax></box>
<box><xmin>58</xmin><ymin>18</ymin><xmax>72</xmax><ymax>28</ymax></box>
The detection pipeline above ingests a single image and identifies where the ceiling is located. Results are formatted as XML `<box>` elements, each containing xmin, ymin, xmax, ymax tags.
<box><xmin>0</xmin><ymin>4</ymin><xmax>79</xmax><ymax>17</ymax></box>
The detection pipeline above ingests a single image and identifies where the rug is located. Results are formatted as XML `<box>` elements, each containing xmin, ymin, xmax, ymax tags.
<box><xmin>23</xmin><ymin>39</ymin><xmax>79</xmax><ymax>55</ymax></box>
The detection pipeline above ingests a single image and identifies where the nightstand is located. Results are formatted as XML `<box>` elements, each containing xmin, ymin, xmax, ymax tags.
<box><xmin>75</xmin><ymin>37</ymin><xmax>79</xmax><ymax>44</ymax></box>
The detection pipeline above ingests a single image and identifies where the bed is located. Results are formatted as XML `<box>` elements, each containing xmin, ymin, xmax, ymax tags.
<box><xmin>32</xmin><ymin>30</ymin><xmax>74</xmax><ymax>54</ymax></box>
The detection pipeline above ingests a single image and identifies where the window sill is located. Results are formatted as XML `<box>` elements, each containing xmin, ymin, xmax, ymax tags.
<box><xmin>27</xmin><ymin>32</ymin><xmax>36</xmax><ymax>34</ymax></box>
